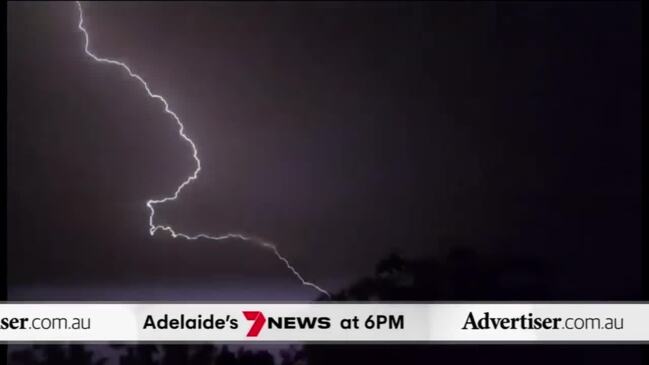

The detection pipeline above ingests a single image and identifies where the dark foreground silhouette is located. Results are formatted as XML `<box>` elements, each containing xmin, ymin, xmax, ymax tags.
<box><xmin>9</xmin><ymin>344</ymin><xmax>297</xmax><ymax>365</ymax></box>
<box><xmin>8</xmin><ymin>247</ymin><xmax>643</xmax><ymax>364</ymax></box>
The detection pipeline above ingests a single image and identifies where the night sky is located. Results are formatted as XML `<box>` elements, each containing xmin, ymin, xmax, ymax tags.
<box><xmin>7</xmin><ymin>2</ymin><xmax>641</xmax><ymax>300</ymax></box>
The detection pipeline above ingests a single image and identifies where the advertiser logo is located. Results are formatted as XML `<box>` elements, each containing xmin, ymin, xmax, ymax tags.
<box><xmin>461</xmin><ymin>312</ymin><xmax>560</xmax><ymax>330</ymax></box>
<box><xmin>1</xmin><ymin>317</ymin><xmax>28</xmax><ymax>330</ymax></box>
<box><xmin>242</xmin><ymin>311</ymin><xmax>331</xmax><ymax>337</ymax></box>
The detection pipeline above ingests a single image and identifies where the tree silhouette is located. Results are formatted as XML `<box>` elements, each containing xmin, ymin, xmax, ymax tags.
<box><xmin>10</xmin><ymin>345</ymin><xmax>108</xmax><ymax>365</ymax></box>
<box><xmin>118</xmin><ymin>345</ymin><xmax>157</xmax><ymax>365</ymax></box>
<box><xmin>306</xmin><ymin>246</ymin><xmax>558</xmax><ymax>364</ymax></box>
<box><xmin>215</xmin><ymin>346</ymin><xmax>237</xmax><ymax>365</ymax></box>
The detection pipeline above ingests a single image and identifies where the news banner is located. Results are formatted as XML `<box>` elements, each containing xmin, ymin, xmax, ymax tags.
<box><xmin>1</xmin><ymin>303</ymin><xmax>647</xmax><ymax>343</ymax></box>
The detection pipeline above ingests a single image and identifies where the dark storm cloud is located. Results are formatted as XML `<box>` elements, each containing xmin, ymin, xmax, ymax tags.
<box><xmin>7</xmin><ymin>2</ymin><xmax>641</xmax><ymax>299</ymax></box>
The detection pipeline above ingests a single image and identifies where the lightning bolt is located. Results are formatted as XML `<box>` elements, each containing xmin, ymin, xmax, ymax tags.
<box><xmin>74</xmin><ymin>1</ymin><xmax>330</xmax><ymax>299</ymax></box>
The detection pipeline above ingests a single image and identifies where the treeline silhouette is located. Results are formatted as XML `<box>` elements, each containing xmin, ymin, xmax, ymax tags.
<box><xmin>10</xmin><ymin>344</ymin><xmax>305</xmax><ymax>365</ymax></box>
<box><xmin>319</xmin><ymin>245</ymin><xmax>553</xmax><ymax>301</ymax></box>
<box><xmin>305</xmin><ymin>247</ymin><xmax>639</xmax><ymax>365</ymax></box>
<box><xmin>8</xmin><ymin>247</ymin><xmax>641</xmax><ymax>364</ymax></box>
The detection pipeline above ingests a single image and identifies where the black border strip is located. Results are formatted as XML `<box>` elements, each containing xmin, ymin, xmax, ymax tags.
<box><xmin>3</xmin><ymin>341</ymin><xmax>649</xmax><ymax>345</ymax></box>
<box><xmin>1</xmin><ymin>300</ymin><xmax>648</xmax><ymax>304</ymax></box>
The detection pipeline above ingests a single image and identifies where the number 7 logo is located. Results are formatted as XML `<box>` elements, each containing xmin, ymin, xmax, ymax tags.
<box><xmin>243</xmin><ymin>311</ymin><xmax>266</xmax><ymax>337</ymax></box>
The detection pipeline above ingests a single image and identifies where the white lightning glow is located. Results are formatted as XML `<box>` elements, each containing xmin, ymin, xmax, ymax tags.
<box><xmin>75</xmin><ymin>1</ymin><xmax>330</xmax><ymax>298</ymax></box>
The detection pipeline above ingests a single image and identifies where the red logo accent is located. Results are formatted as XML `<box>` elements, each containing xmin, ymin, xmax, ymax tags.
<box><xmin>243</xmin><ymin>311</ymin><xmax>266</xmax><ymax>337</ymax></box>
